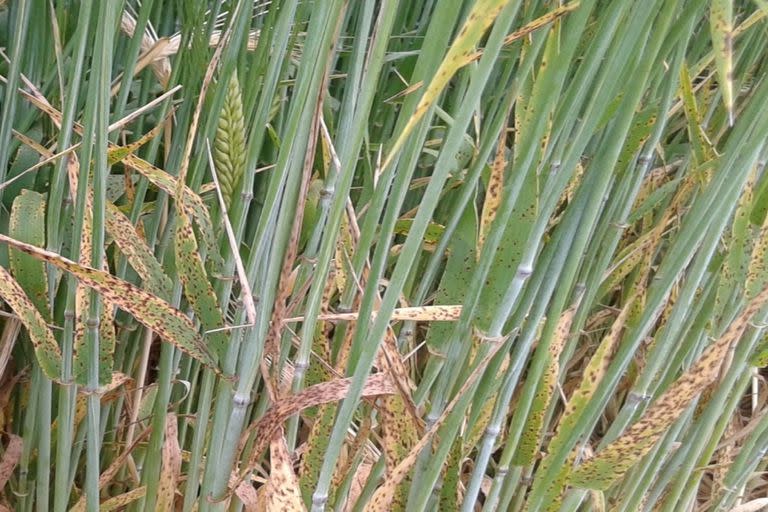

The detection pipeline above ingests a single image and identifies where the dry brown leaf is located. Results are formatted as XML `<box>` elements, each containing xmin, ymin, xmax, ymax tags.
<box><xmin>235</xmin><ymin>478</ymin><xmax>261</xmax><ymax>512</ymax></box>
<box><xmin>0</xmin><ymin>434</ymin><xmax>22</xmax><ymax>490</ymax></box>
<box><xmin>729</xmin><ymin>499</ymin><xmax>768</xmax><ymax>512</ymax></box>
<box><xmin>343</xmin><ymin>460</ymin><xmax>373</xmax><ymax>512</ymax></box>
<box><xmin>235</xmin><ymin>373</ymin><xmax>396</xmax><ymax>491</ymax></box>
<box><xmin>98</xmin><ymin>487</ymin><xmax>146</xmax><ymax>511</ymax></box>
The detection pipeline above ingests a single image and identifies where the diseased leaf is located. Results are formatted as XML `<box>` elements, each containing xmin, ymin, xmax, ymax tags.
<box><xmin>17</xmin><ymin>86</ymin><xmax>222</xmax><ymax>270</ymax></box>
<box><xmin>392</xmin><ymin>218</ymin><xmax>445</xmax><ymax>247</ymax></box>
<box><xmin>477</xmin><ymin>161</ymin><xmax>537</xmax><ymax>330</ymax></box>
<box><xmin>0</xmin><ymin>435</ymin><xmax>22</xmax><ymax>490</ymax></box>
<box><xmin>0</xmin><ymin>265</ymin><xmax>61</xmax><ymax>380</ymax></box>
<box><xmin>379</xmin><ymin>394</ymin><xmax>419</xmax><ymax>511</ymax></box>
<box><xmin>367</xmin><ymin>341</ymin><xmax>506</xmax><ymax>511</ymax></box>
<box><xmin>425</xmin><ymin>199</ymin><xmax>477</xmax><ymax>354</ymax></box>
<box><xmin>569</xmin><ymin>286</ymin><xmax>768</xmax><ymax>490</ymax></box>
<box><xmin>157</xmin><ymin>414</ymin><xmax>181</xmax><ymax>511</ymax></box>
<box><xmin>105</xmin><ymin>115</ymin><xmax>166</xmax><ymax>166</ymax></box>
<box><xmin>174</xmin><ymin>209</ymin><xmax>228</xmax><ymax>361</ymax></box>
<box><xmin>679</xmin><ymin>64</ymin><xmax>715</xmax><ymax>163</ymax></box>
<box><xmin>123</xmin><ymin>153</ymin><xmax>222</xmax><ymax>270</ymax></box>
<box><xmin>479</xmin><ymin>130</ymin><xmax>508</xmax><ymax>251</ymax></box>
<box><xmin>98</xmin><ymin>488</ymin><xmax>147</xmax><ymax>511</ymax></box>
<box><xmin>265</xmin><ymin>433</ymin><xmax>306</xmax><ymax>511</ymax></box>
<box><xmin>69</xmin><ymin>428</ymin><xmax>152</xmax><ymax>512</ymax></box>
<box><xmin>237</xmin><ymin>373</ymin><xmax>396</xmax><ymax>486</ymax></box>
<box><xmin>285</xmin><ymin>305</ymin><xmax>462</xmax><ymax>324</ymax></box>
<box><xmin>525</xmin><ymin>301</ymin><xmax>634</xmax><ymax>510</ymax></box>
<box><xmin>299</xmin><ymin>403</ymin><xmax>337</xmax><ymax>506</ymax></box>
<box><xmin>497</xmin><ymin>1</ymin><xmax>580</xmax><ymax>51</ymax></box>
<box><xmin>9</xmin><ymin>190</ymin><xmax>50</xmax><ymax>318</ymax></box>
<box><xmin>0</xmin><ymin>234</ymin><xmax>221</xmax><ymax>375</ymax></box>
<box><xmin>513</xmin><ymin>304</ymin><xmax>578</xmax><ymax>465</ymax></box>
<box><xmin>438</xmin><ymin>436</ymin><xmax>462</xmax><ymax>512</ymax></box>
<box><xmin>15</xmin><ymin>127</ymin><xmax>161</xmax><ymax>385</ymax></box>
<box><xmin>749</xmin><ymin>332</ymin><xmax>768</xmax><ymax>367</ymax></box>
<box><xmin>105</xmin><ymin>203</ymin><xmax>172</xmax><ymax>298</ymax></box>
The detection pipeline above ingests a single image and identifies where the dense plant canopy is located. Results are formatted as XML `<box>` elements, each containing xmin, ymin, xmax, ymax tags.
<box><xmin>0</xmin><ymin>0</ymin><xmax>767</xmax><ymax>510</ymax></box>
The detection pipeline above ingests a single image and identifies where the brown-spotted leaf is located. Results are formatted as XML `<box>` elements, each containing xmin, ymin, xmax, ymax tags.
<box><xmin>106</xmin><ymin>116</ymin><xmax>166</xmax><ymax>166</ymax></box>
<box><xmin>513</xmin><ymin>304</ymin><xmax>578</xmax><ymax>465</ymax></box>
<box><xmin>0</xmin><ymin>265</ymin><xmax>61</xmax><ymax>379</ymax></box>
<box><xmin>174</xmin><ymin>208</ymin><xmax>228</xmax><ymax>361</ymax></box>
<box><xmin>569</xmin><ymin>286</ymin><xmax>768</xmax><ymax>490</ymax></box>
<box><xmin>0</xmin><ymin>234</ymin><xmax>221</xmax><ymax>374</ymax></box>
<box><xmin>157</xmin><ymin>413</ymin><xmax>181</xmax><ymax>510</ymax></box>
<box><xmin>525</xmin><ymin>300</ymin><xmax>634</xmax><ymax>510</ymax></box>
<box><xmin>97</xmin><ymin>487</ymin><xmax>147</xmax><ymax>511</ymax></box>
<box><xmin>285</xmin><ymin>305</ymin><xmax>462</xmax><ymax>323</ymax></box>
<box><xmin>16</xmin><ymin>86</ymin><xmax>221</xmax><ymax>270</ymax></box>
<box><xmin>379</xmin><ymin>394</ymin><xmax>419</xmax><ymax>511</ymax></box>
<box><xmin>479</xmin><ymin>130</ymin><xmax>507</xmax><ymax>251</ymax></box>
<box><xmin>265</xmin><ymin>433</ymin><xmax>306</xmax><ymax>511</ymax></box>
<box><xmin>497</xmin><ymin>1</ymin><xmax>580</xmax><ymax>50</ymax></box>
<box><xmin>366</xmin><ymin>340</ymin><xmax>506</xmax><ymax>511</ymax></box>
<box><xmin>122</xmin><ymin>153</ymin><xmax>222</xmax><ymax>269</ymax></box>
<box><xmin>105</xmin><ymin>202</ymin><xmax>172</xmax><ymax>298</ymax></box>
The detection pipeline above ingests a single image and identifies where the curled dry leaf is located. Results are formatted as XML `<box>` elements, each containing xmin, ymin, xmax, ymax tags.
<box><xmin>235</xmin><ymin>373</ymin><xmax>396</xmax><ymax>488</ymax></box>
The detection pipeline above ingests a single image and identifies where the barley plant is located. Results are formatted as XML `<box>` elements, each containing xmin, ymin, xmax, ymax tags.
<box><xmin>0</xmin><ymin>0</ymin><xmax>767</xmax><ymax>511</ymax></box>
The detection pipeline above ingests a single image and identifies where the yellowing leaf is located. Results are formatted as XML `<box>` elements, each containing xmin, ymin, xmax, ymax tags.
<box><xmin>382</xmin><ymin>0</ymin><xmax>514</xmax><ymax>170</ymax></box>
